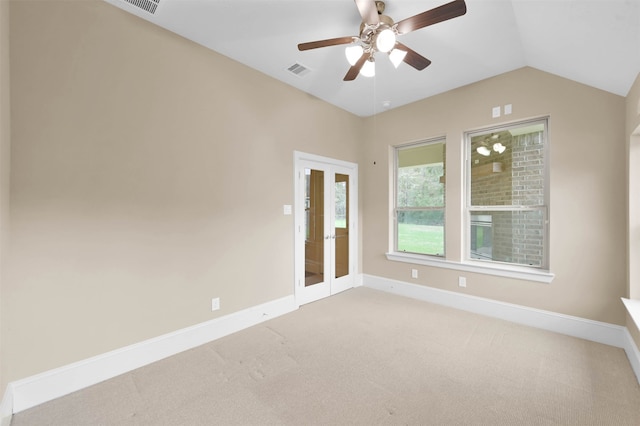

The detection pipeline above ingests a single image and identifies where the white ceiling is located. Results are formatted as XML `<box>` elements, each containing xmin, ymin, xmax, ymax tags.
<box><xmin>104</xmin><ymin>0</ymin><xmax>640</xmax><ymax>117</ymax></box>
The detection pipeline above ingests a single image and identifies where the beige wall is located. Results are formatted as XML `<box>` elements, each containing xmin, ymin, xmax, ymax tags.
<box><xmin>362</xmin><ymin>67</ymin><xmax>627</xmax><ymax>325</ymax></box>
<box><xmin>0</xmin><ymin>0</ymin><xmax>10</xmax><ymax>393</ymax></box>
<box><xmin>4</xmin><ymin>0</ymin><xmax>362</xmax><ymax>388</ymax></box>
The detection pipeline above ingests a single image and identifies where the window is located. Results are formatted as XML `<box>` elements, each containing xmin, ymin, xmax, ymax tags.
<box><xmin>394</xmin><ymin>139</ymin><xmax>446</xmax><ymax>256</ymax></box>
<box><xmin>466</xmin><ymin>119</ymin><xmax>549</xmax><ymax>269</ymax></box>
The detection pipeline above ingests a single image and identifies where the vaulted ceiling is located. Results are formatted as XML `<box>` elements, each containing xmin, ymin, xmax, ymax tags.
<box><xmin>104</xmin><ymin>0</ymin><xmax>640</xmax><ymax>117</ymax></box>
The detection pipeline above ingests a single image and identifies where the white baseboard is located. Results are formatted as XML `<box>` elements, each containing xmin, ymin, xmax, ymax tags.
<box><xmin>0</xmin><ymin>385</ymin><xmax>12</xmax><ymax>426</ymax></box>
<box><xmin>363</xmin><ymin>274</ymin><xmax>629</xmax><ymax>349</ymax></box>
<box><xmin>622</xmin><ymin>327</ymin><xmax>640</xmax><ymax>384</ymax></box>
<box><xmin>4</xmin><ymin>294</ymin><xmax>297</xmax><ymax>415</ymax></box>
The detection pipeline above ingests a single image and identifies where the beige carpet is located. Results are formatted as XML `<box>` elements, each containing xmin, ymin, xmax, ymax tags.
<box><xmin>11</xmin><ymin>287</ymin><xmax>640</xmax><ymax>425</ymax></box>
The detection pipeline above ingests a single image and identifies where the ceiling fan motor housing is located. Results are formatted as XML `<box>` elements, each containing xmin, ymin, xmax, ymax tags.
<box><xmin>359</xmin><ymin>14</ymin><xmax>394</xmax><ymax>45</ymax></box>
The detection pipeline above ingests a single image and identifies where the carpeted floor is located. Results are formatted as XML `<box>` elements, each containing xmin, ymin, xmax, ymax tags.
<box><xmin>11</xmin><ymin>287</ymin><xmax>640</xmax><ymax>425</ymax></box>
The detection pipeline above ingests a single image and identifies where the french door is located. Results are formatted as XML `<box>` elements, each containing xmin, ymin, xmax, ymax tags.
<box><xmin>294</xmin><ymin>152</ymin><xmax>358</xmax><ymax>306</ymax></box>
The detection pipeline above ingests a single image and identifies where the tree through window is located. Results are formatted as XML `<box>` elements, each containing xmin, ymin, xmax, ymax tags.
<box><xmin>394</xmin><ymin>139</ymin><xmax>446</xmax><ymax>256</ymax></box>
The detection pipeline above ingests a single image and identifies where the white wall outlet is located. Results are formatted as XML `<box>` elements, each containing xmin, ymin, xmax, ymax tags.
<box><xmin>283</xmin><ymin>204</ymin><xmax>292</xmax><ymax>215</ymax></box>
<box><xmin>211</xmin><ymin>297</ymin><xmax>220</xmax><ymax>311</ymax></box>
<box><xmin>504</xmin><ymin>104</ymin><xmax>512</xmax><ymax>115</ymax></box>
<box><xmin>411</xmin><ymin>269</ymin><xmax>418</xmax><ymax>279</ymax></box>
<box><xmin>458</xmin><ymin>277</ymin><xmax>467</xmax><ymax>288</ymax></box>
<box><xmin>492</xmin><ymin>106</ymin><xmax>501</xmax><ymax>118</ymax></box>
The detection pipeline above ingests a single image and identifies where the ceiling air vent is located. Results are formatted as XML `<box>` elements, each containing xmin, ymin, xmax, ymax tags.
<box><xmin>123</xmin><ymin>0</ymin><xmax>160</xmax><ymax>15</ymax></box>
<box><xmin>287</xmin><ymin>63</ymin><xmax>311</xmax><ymax>78</ymax></box>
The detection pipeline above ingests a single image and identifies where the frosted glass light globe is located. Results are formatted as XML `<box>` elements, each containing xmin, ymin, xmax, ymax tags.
<box><xmin>360</xmin><ymin>58</ymin><xmax>376</xmax><ymax>77</ymax></box>
<box><xmin>376</xmin><ymin>28</ymin><xmax>396</xmax><ymax>53</ymax></box>
<box><xmin>389</xmin><ymin>48</ymin><xmax>407</xmax><ymax>68</ymax></box>
<box><xmin>345</xmin><ymin>45</ymin><xmax>364</xmax><ymax>66</ymax></box>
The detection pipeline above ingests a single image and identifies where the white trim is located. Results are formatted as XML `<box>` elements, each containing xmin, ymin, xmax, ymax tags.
<box><xmin>293</xmin><ymin>151</ymin><xmax>358</xmax><ymax>170</ymax></box>
<box><xmin>621</xmin><ymin>298</ymin><xmax>640</xmax><ymax>383</ymax></box>
<box><xmin>363</xmin><ymin>274</ymin><xmax>624</xmax><ymax>347</ymax></box>
<box><xmin>385</xmin><ymin>252</ymin><xmax>555</xmax><ymax>283</ymax></box>
<box><xmin>293</xmin><ymin>151</ymin><xmax>359</xmax><ymax>306</ymax></box>
<box><xmin>622</xmin><ymin>327</ymin><xmax>640</xmax><ymax>384</ymax></box>
<box><xmin>7</xmin><ymin>295</ymin><xmax>297</xmax><ymax>414</ymax></box>
<box><xmin>463</xmin><ymin>118</ymin><xmax>551</xmax><ymax>271</ymax></box>
<box><xmin>0</xmin><ymin>385</ymin><xmax>13</xmax><ymax>426</ymax></box>
<box><xmin>622</xmin><ymin>297</ymin><xmax>640</xmax><ymax>329</ymax></box>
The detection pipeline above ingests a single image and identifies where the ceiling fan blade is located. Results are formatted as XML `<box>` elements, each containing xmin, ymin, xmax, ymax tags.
<box><xmin>298</xmin><ymin>36</ymin><xmax>355</xmax><ymax>51</ymax></box>
<box><xmin>354</xmin><ymin>0</ymin><xmax>379</xmax><ymax>24</ymax></box>
<box><xmin>395</xmin><ymin>0</ymin><xmax>467</xmax><ymax>35</ymax></box>
<box><xmin>395</xmin><ymin>42</ymin><xmax>431</xmax><ymax>70</ymax></box>
<box><xmin>343</xmin><ymin>53</ymin><xmax>369</xmax><ymax>81</ymax></box>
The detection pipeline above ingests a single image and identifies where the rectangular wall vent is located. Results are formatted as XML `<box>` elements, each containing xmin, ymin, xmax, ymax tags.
<box><xmin>123</xmin><ymin>0</ymin><xmax>160</xmax><ymax>15</ymax></box>
<box><xmin>287</xmin><ymin>63</ymin><xmax>311</xmax><ymax>78</ymax></box>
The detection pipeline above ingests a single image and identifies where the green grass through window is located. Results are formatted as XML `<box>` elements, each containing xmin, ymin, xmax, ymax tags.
<box><xmin>397</xmin><ymin>223</ymin><xmax>444</xmax><ymax>256</ymax></box>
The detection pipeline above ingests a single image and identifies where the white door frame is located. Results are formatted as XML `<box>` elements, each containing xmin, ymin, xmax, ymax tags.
<box><xmin>293</xmin><ymin>151</ymin><xmax>358</xmax><ymax>306</ymax></box>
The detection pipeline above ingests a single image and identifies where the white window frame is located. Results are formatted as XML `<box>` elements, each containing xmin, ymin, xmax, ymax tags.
<box><xmin>392</xmin><ymin>138</ymin><xmax>446</xmax><ymax>258</ymax></box>
<box><xmin>386</xmin><ymin>120</ymin><xmax>554</xmax><ymax>284</ymax></box>
<box><xmin>464</xmin><ymin>117</ymin><xmax>550</xmax><ymax>271</ymax></box>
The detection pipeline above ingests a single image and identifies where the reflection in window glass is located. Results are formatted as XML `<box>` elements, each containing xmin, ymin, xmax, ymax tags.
<box><xmin>467</xmin><ymin>119</ymin><xmax>548</xmax><ymax>268</ymax></box>
<box><xmin>335</xmin><ymin>181</ymin><xmax>347</xmax><ymax>229</ymax></box>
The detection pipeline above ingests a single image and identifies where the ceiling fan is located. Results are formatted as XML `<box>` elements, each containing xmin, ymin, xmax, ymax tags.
<box><xmin>298</xmin><ymin>0</ymin><xmax>467</xmax><ymax>81</ymax></box>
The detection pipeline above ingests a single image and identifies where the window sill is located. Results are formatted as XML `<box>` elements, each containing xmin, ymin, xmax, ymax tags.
<box><xmin>385</xmin><ymin>252</ymin><xmax>555</xmax><ymax>284</ymax></box>
<box><xmin>622</xmin><ymin>298</ymin><xmax>640</xmax><ymax>330</ymax></box>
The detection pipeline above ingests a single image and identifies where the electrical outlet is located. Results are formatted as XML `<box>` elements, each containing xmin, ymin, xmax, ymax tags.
<box><xmin>211</xmin><ymin>297</ymin><xmax>220</xmax><ymax>311</ymax></box>
<box><xmin>411</xmin><ymin>269</ymin><xmax>418</xmax><ymax>279</ymax></box>
<box><xmin>458</xmin><ymin>277</ymin><xmax>467</xmax><ymax>288</ymax></box>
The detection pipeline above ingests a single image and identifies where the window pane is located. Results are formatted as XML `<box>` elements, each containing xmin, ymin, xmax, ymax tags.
<box><xmin>470</xmin><ymin>124</ymin><xmax>545</xmax><ymax>207</ymax></box>
<box><xmin>469</xmin><ymin>209</ymin><xmax>545</xmax><ymax>267</ymax></box>
<box><xmin>397</xmin><ymin>143</ymin><xmax>445</xmax><ymax>208</ymax></box>
<box><xmin>397</xmin><ymin>164</ymin><xmax>444</xmax><ymax>208</ymax></box>
<box><xmin>467</xmin><ymin>119</ymin><xmax>548</xmax><ymax>269</ymax></box>
<box><xmin>397</xmin><ymin>209</ymin><xmax>444</xmax><ymax>256</ymax></box>
<box><xmin>395</xmin><ymin>140</ymin><xmax>446</xmax><ymax>257</ymax></box>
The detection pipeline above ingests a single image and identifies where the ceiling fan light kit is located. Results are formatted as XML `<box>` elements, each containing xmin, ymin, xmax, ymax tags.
<box><xmin>375</xmin><ymin>28</ymin><xmax>396</xmax><ymax>53</ymax></box>
<box><xmin>345</xmin><ymin>45</ymin><xmax>364</xmax><ymax>66</ymax></box>
<box><xmin>361</xmin><ymin>57</ymin><xmax>376</xmax><ymax>77</ymax></box>
<box><xmin>476</xmin><ymin>134</ymin><xmax>507</xmax><ymax>157</ymax></box>
<box><xmin>477</xmin><ymin>145</ymin><xmax>492</xmax><ymax>157</ymax></box>
<box><xmin>389</xmin><ymin>48</ymin><xmax>407</xmax><ymax>68</ymax></box>
<box><xmin>298</xmin><ymin>0</ymin><xmax>467</xmax><ymax>81</ymax></box>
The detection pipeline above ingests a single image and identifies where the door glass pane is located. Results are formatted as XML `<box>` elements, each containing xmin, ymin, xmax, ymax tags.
<box><xmin>335</xmin><ymin>173</ymin><xmax>349</xmax><ymax>278</ymax></box>
<box><xmin>305</xmin><ymin>168</ymin><xmax>324</xmax><ymax>286</ymax></box>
